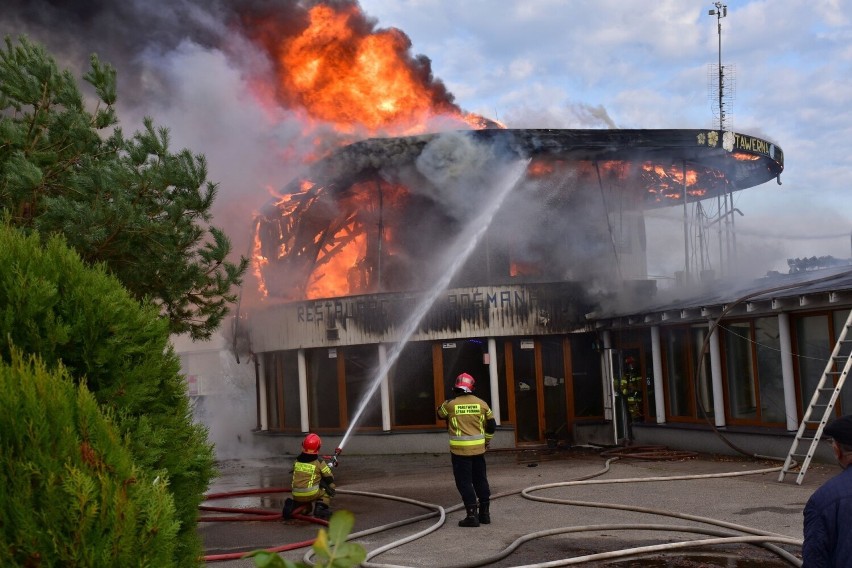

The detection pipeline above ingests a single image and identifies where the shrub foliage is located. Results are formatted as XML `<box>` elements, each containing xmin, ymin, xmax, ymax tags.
<box><xmin>0</xmin><ymin>225</ymin><xmax>215</xmax><ymax>566</ymax></box>
<box><xmin>0</xmin><ymin>350</ymin><xmax>179</xmax><ymax>566</ymax></box>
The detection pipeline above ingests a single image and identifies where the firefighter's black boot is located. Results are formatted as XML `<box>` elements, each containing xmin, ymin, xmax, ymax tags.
<box><xmin>314</xmin><ymin>502</ymin><xmax>331</xmax><ymax>521</ymax></box>
<box><xmin>282</xmin><ymin>498</ymin><xmax>295</xmax><ymax>520</ymax></box>
<box><xmin>458</xmin><ymin>504</ymin><xmax>480</xmax><ymax>527</ymax></box>
<box><xmin>478</xmin><ymin>500</ymin><xmax>491</xmax><ymax>524</ymax></box>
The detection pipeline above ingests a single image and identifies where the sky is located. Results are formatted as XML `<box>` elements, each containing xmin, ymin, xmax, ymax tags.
<box><xmin>3</xmin><ymin>0</ymin><xmax>852</xmax><ymax>284</ymax></box>
<box><xmin>354</xmin><ymin>0</ymin><xmax>852</xmax><ymax>280</ymax></box>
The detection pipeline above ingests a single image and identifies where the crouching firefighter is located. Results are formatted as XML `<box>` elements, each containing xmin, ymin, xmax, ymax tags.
<box><xmin>437</xmin><ymin>372</ymin><xmax>497</xmax><ymax>527</ymax></box>
<box><xmin>283</xmin><ymin>433</ymin><xmax>336</xmax><ymax>521</ymax></box>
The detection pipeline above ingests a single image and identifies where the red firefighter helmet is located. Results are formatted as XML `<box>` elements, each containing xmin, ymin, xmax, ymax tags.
<box><xmin>302</xmin><ymin>433</ymin><xmax>322</xmax><ymax>454</ymax></box>
<box><xmin>455</xmin><ymin>372</ymin><xmax>476</xmax><ymax>393</ymax></box>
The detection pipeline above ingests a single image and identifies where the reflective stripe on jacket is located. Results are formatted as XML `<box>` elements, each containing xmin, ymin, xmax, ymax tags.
<box><xmin>291</xmin><ymin>457</ymin><xmax>334</xmax><ymax>500</ymax></box>
<box><xmin>438</xmin><ymin>394</ymin><xmax>494</xmax><ymax>456</ymax></box>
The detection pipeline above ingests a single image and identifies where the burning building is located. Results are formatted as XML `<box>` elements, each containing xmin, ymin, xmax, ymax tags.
<box><xmin>10</xmin><ymin>0</ymin><xmax>844</xmax><ymax>468</ymax></box>
<box><xmin>245</xmin><ymin>126</ymin><xmax>789</xmax><ymax>452</ymax></box>
<box><xmin>253</xmin><ymin>128</ymin><xmax>782</xmax><ymax>302</ymax></box>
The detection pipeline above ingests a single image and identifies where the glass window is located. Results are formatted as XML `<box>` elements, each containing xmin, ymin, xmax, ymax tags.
<box><xmin>307</xmin><ymin>348</ymin><xmax>341</xmax><ymax>429</ymax></box>
<box><xmin>570</xmin><ymin>334</ymin><xmax>603</xmax><ymax>418</ymax></box>
<box><xmin>541</xmin><ymin>337</ymin><xmax>568</xmax><ymax>440</ymax></box>
<box><xmin>389</xmin><ymin>341</ymin><xmax>436</xmax><ymax>427</ymax></box>
<box><xmin>615</xmin><ymin>347</ymin><xmax>644</xmax><ymax>423</ymax></box>
<box><xmin>833</xmin><ymin>310</ymin><xmax>852</xmax><ymax>414</ymax></box>
<box><xmin>441</xmin><ymin>339</ymin><xmax>492</xmax><ymax>405</ymax></box>
<box><xmin>512</xmin><ymin>338</ymin><xmax>540</xmax><ymax>442</ymax></box>
<box><xmin>614</xmin><ymin>331</ymin><xmax>656</xmax><ymax>423</ymax></box>
<box><xmin>796</xmin><ymin>315</ymin><xmax>830</xmax><ymax>413</ymax></box>
<box><xmin>495</xmin><ymin>340</ymin><xmax>508</xmax><ymax>422</ymax></box>
<box><xmin>263</xmin><ymin>352</ymin><xmax>281</xmax><ymax>430</ymax></box>
<box><xmin>641</xmin><ymin>333</ymin><xmax>655</xmax><ymax>422</ymax></box>
<box><xmin>755</xmin><ymin>317</ymin><xmax>785</xmax><ymax>424</ymax></box>
<box><xmin>344</xmin><ymin>345</ymin><xmax>382</xmax><ymax>429</ymax></box>
<box><xmin>724</xmin><ymin>322</ymin><xmax>756</xmax><ymax>420</ymax></box>
<box><xmin>692</xmin><ymin>325</ymin><xmax>714</xmax><ymax>418</ymax></box>
<box><xmin>664</xmin><ymin>327</ymin><xmax>691</xmax><ymax>418</ymax></box>
<box><xmin>281</xmin><ymin>351</ymin><xmax>301</xmax><ymax>430</ymax></box>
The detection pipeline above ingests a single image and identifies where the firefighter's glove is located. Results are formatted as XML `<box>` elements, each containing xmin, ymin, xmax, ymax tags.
<box><xmin>320</xmin><ymin>479</ymin><xmax>336</xmax><ymax>497</ymax></box>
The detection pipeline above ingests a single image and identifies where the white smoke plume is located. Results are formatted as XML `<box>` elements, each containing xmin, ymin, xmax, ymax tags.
<box><xmin>2</xmin><ymin>0</ymin><xmax>511</xmax><ymax>460</ymax></box>
<box><xmin>414</xmin><ymin>132</ymin><xmax>496</xmax><ymax>219</ymax></box>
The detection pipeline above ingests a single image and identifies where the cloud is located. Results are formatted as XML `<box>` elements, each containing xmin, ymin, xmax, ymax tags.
<box><xmin>6</xmin><ymin>0</ymin><xmax>852</xmax><ymax>286</ymax></box>
<box><xmin>360</xmin><ymin>0</ymin><xmax>852</xmax><ymax>276</ymax></box>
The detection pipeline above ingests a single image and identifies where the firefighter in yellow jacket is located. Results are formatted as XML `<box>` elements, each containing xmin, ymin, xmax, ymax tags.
<box><xmin>283</xmin><ymin>433</ymin><xmax>335</xmax><ymax>520</ymax></box>
<box><xmin>437</xmin><ymin>372</ymin><xmax>497</xmax><ymax>527</ymax></box>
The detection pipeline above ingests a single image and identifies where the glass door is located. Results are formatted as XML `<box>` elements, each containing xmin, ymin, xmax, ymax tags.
<box><xmin>511</xmin><ymin>338</ymin><xmax>541</xmax><ymax>443</ymax></box>
<box><xmin>541</xmin><ymin>337</ymin><xmax>569</xmax><ymax>445</ymax></box>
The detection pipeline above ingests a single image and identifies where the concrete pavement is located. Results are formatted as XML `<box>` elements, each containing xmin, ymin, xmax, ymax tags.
<box><xmin>199</xmin><ymin>446</ymin><xmax>834</xmax><ymax>567</ymax></box>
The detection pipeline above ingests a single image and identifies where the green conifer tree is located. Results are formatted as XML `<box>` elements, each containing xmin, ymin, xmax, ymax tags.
<box><xmin>0</xmin><ymin>223</ymin><xmax>216</xmax><ymax>566</ymax></box>
<box><xmin>0</xmin><ymin>35</ymin><xmax>248</xmax><ymax>340</ymax></box>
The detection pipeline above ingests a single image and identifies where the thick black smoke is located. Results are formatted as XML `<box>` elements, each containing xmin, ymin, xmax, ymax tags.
<box><xmin>0</xmin><ymin>0</ymin><xmax>468</xmax><ymax>252</ymax></box>
<box><xmin>0</xmin><ymin>2</ymin><xmax>325</xmax><ymax>303</ymax></box>
<box><xmin>0</xmin><ymin>1</ymin><xmax>339</xmax><ymax>108</ymax></box>
<box><xmin>2</xmin><ymin>0</ymin><xmax>234</xmax><ymax>106</ymax></box>
<box><xmin>0</xmin><ymin>0</ymin><xmax>455</xmax><ymax>115</ymax></box>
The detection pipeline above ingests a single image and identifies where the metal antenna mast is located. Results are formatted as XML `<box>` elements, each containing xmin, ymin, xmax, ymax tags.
<box><xmin>710</xmin><ymin>2</ymin><xmax>728</xmax><ymax>130</ymax></box>
<box><xmin>707</xmin><ymin>2</ymin><xmax>736</xmax><ymax>277</ymax></box>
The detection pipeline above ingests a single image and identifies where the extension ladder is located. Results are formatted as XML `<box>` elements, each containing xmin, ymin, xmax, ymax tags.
<box><xmin>779</xmin><ymin>310</ymin><xmax>852</xmax><ymax>484</ymax></box>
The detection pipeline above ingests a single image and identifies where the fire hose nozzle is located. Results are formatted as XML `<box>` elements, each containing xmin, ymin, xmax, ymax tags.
<box><xmin>329</xmin><ymin>447</ymin><xmax>342</xmax><ymax>467</ymax></box>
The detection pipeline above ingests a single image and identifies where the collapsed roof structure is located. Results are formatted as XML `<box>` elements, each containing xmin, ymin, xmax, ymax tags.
<box><xmin>253</xmin><ymin>128</ymin><xmax>784</xmax><ymax>303</ymax></box>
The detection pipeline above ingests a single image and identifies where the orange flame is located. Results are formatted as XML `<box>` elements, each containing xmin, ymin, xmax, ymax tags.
<box><xmin>307</xmin><ymin>228</ymin><xmax>367</xmax><ymax>299</ymax></box>
<box><xmin>243</xmin><ymin>2</ymin><xmax>496</xmax><ymax>138</ymax></box>
<box><xmin>510</xmin><ymin>261</ymin><xmax>541</xmax><ymax>277</ymax></box>
<box><xmin>242</xmin><ymin>1</ymin><xmax>505</xmax><ymax>300</ymax></box>
<box><xmin>641</xmin><ymin>162</ymin><xmax>709</xmax><ymax>200</ymax></box>
<box><xmin>732</xmin><ymin>152</ymin><xmax>760</xmax><ymax>161</ymax></box>
<box><xmin>527</xmin><ymin>160</ymin><xmax>555</xmax><ymax>177</ymax></box>
<box><xmin>252</xmin><ymin>220</ymin><xmax>269</xmax><ymax>299</ymax></box>
<box><xmin>641</xmin><ymin>164</ymin><xmax>699</xmax><ymax>186</ymax></box>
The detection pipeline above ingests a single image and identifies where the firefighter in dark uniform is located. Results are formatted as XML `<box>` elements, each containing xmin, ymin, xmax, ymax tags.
<box><xmin>437</xmin><ymin>372</ymin><xmax>497</xmax><ymax>527</ymax></box>
<box><xmin>282</xmin><ymin>433</ymin><xmax>336</xmax><ymax>520</ymax></box>
<box><xmin>803</xmin><ymin>414</ymin><xmax>852</xmax><ymax>565</ymax></box>
<box><xmin>622</xmin><ymin>355</ymin><xmax>643</xmax><ymax>421</ymax></box>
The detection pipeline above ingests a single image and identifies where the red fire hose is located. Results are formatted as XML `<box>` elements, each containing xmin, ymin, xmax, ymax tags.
<box><xmin>199</xmin><ymin>486</ymin><xmax>328</xmax><ymax>563</ymax></box>
<box><xmin>200</xmin><ymin>450</ymin><xmax>344</xmax><ymax>562</ymax></box>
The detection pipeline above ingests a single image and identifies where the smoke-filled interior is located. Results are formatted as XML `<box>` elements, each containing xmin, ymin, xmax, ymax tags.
<box><xmin>253</xmin><ymin>128</ymin><xmax>783</xmax><ymax>301</ymax></box>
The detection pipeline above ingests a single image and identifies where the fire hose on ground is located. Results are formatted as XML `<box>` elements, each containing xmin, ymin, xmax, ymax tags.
<box><xmin>200</xmin><ymin>487</ymin><xmax>325</xmax><ymax>563</ymax></box>
<box><xmin>349</xmin><ymin>458</ymin><xmax>802</xmax><ymax>568</ymax></box>
<box><xmin>200</xmin><ymin>448</ymin><xmax>342</xmax><ymax>562</ymax></box>
<box><xmin>200</xmin><ymin>453</ymin><xmax>804</xmax><ymax>567</ymax></box>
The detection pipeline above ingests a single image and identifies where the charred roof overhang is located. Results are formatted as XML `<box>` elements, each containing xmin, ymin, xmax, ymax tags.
<box><xmin>254</xmin><ymin>128</ymin><xmax>783</xmax><ymax>300</ymax></box>
<box><xmin>261</xmin><ymin>128</ymin><xmax>783</xmax><ymax>217</ymax></box>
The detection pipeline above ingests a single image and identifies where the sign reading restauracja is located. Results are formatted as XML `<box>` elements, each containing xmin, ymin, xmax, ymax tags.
<box><xmin>249</xmin><ymin>282</ymin><xmax>596</xmax><ymax>352</ymax></box>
